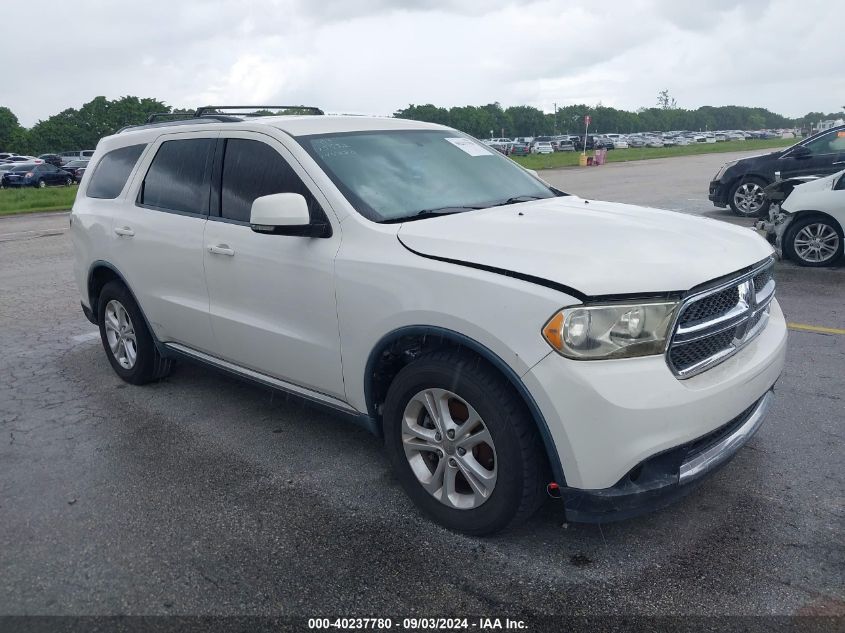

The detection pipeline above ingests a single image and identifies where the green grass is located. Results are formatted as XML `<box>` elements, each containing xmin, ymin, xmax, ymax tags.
<box><xmin>0</xmin><ymin>186</ymin><xmax>78</xmax><ymax>216</ymax></box>
<box><xmin>512</xmin><ymin>138</ymin><xmax>795</xmax><ymax>170</ymax></box>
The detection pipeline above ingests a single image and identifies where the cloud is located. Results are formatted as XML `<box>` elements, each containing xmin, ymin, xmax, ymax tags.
<box><xmin>1</xmin><ymin>0</ymin><xmax>841</xmax><ymax>128</ymax></box>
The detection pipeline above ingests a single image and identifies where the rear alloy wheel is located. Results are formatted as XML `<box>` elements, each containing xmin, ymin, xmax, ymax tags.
<box><xmin>784</xmin><ymin>216</ymin><xmax>843</xmax><ymax>267</ymax></box>
<box><xmin>383</xmin><ymin>351</ymin><xmax>547</xmax><ymax>535</ymax></box>
<box><xmin>97</xmin><ymin>280</ymin><xmax>172</xmax><ymax>384</ymax></box>
<box><xmin>729</xmin><ymin>177</ymin><xmax>769</xmax><ymax>217</ymax></box>
<box><xmin>37</xmin><ymin>179</ymin><xmax>46</xmax><ymax>189</ymax></box>
<box><xmin>65</xmin><ymin>177</ymin><xmax>73</xmax><ymax>186</ymax></box>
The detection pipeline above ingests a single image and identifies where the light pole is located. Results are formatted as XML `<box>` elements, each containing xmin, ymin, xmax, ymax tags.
<box><xmin>553</xmin><ymin>102</ymin><xmax>557</xmax><ymax>135</ymax></box>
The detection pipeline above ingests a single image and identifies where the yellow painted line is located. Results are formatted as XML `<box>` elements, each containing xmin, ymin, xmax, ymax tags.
<box><xmin>787</xmin><ymin>322</ymin><xmax>845</xmax><ymax>335</ymax></box>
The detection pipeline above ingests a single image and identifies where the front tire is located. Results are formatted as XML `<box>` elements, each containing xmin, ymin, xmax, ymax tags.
<box><xmin>97</xmin><ymin>281</ymin><xmax>172</xmax><ymax>384</ymax></box>
<box><xmin>37</xmin><ymin>179</ymin><xmax>46</xmax><ymax>189</ymax></box>
<box><xmin>729</xmin><ymin>176</ymin><xmax>769</xmax><ymax>217</ymax></box>
<box><xmin>783</xmin><ymin>215</ymin><xmax>843</xmax><ymax>267</ymax></box>
<box><xmin>383</xmin><ymin>351</ymin><xmax>547</xmax><ymax>535</ymax></box>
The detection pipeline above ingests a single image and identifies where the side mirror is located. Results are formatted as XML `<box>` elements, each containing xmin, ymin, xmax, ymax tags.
<box><xmin>791</xmin><ymin>146</ymin><xmax>811</xmax><ymax>159</ymax></box>
<box><xmin>525</xmin><ymin>168</ymin><xmax>540</xmax><ymax>178</ymax></box>
<box><xmin>249</xmin><ymin>193</ymin><xmax>330</xmax><ymax>237</ymax></box>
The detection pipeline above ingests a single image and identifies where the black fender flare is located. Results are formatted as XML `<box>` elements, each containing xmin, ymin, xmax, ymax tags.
<box><xmin>363</xmin><ymin>325</ymin><xmax>566</xmax><ymax>485</ymax></box>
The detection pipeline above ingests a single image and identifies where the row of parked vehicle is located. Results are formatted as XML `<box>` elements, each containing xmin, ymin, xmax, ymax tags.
<box><xmin>485</xmin><ymin>129</ymin><xmax>798</xmax><ymax>156</ymax></box>
<box><xmin>0</xmin><ymin>151</ymin><xmax>93</xmax><ymax>188</ymax></box>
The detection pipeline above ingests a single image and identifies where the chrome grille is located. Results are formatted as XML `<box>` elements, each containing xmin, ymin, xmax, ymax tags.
<box><xmin>679</xmin><ymin>286</ymin><xmax>739</xmax><ymax>326</ymax></box>
<box><xmin>667</xmin><ymin>258</ymin><xmax>776</xmax><ymax>379</ymax></box>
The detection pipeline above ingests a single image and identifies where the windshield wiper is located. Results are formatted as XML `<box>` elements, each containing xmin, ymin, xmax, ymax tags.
<box><xmin>380</xmin><ymin>206</ymin><xmax>484</xmax><ymax>224</ymax></box>
<box><xmin>492</xmin><ymin>195</ymin><xmax>545</xmax><ymax>207</ymax></box>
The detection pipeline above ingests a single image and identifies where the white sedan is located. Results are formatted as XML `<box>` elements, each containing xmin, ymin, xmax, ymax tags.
<box><xmin>531</xmin><ymin>141</ymin><xmax>554</xmax><ymax>154</ymax></box>
<box><xmin>763</xmin><ymin>169</ymin><xmax>845</xmax><ymax>266</ymax></box>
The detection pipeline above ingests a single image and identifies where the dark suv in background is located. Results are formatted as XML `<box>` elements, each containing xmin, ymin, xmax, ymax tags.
<box><xmin>709</xmin><ymin>124</ymin><xmax>845</xmax><ymax>217</ymax></box>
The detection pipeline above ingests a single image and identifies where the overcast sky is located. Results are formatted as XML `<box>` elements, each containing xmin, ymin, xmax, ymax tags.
<box><xmin>4</xmin><ymin>0</ymin><xmax>843</xmax><ymax>127</ymax></box>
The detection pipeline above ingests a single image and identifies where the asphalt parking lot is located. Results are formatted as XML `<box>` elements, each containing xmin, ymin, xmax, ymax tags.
<box><xmin>1</xmin><ymin>151</ymin><xmax>843</xmax><ymax>625</ymax></box>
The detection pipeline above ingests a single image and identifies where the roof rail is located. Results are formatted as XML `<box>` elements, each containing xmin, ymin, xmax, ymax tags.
<box><xmin>118</xmin><ymin>105</ymin><xmax>324</xmax><ymax>134</ymax></box>
<box><xmin>194</xmin><ymin>105</ymin><xmax>324</xmax><ymax>117</ymax></box>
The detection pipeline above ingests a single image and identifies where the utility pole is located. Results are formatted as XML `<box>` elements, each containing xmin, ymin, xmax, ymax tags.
<box><xmin>553</xmin><ymin>102</ymin><xmax>558</xmax><ymax>135</ymax></box>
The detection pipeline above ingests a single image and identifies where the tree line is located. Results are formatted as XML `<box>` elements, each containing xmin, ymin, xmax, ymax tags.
<box><xmin>1</xmin><ymin>95</ymin><xmax>841</xmax><ymax>154</ymax></box>
<box><xmin>394</xmin><ymin>103</ymin><xmax>841</xmax><ymax>139</ymax></box>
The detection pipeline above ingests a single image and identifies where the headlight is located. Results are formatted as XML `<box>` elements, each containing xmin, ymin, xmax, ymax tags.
<box><xmin>714</xmin><ymin>160</ymin><xmax>737</xmax><ymax>180</ymax></box>
<box><xmin>542</xmin><ymin>302</ymin><xmax>679</xmax><ymax>360</ymax></box>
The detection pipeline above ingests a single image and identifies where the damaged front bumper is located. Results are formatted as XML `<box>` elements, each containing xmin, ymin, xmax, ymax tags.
<box><xmin>561</xmin><ymin>389</ymin><xmax>775</xmax><ymax>523</ymax></box>
<box><xmin>755</xmin><ymin>205</ymin><xmax>793</xmax><ymax>257</ymax></box>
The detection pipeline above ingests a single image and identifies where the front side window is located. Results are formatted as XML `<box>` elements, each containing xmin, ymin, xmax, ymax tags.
<box><xmin>299</xmin><ymin>130</ymin><xmax>556</xmax><ymax>222</ymax></box>
<box><xmin>802</xmin><ymin>129</ymin><xmax>845</xmax><ymax>156</ymax></box>
<box><xmin>87</xmin><ymin>144</ymin><xmax>146</xmax><ymax>199</ymax></box>
<box><xmin>140</xmin><ymin>139</ymin><xmax>215</xmax><ymax>214</ymax></box>
<box><xmin>220</xmin><ymin>138</ymin><xmax>320</xmax><ymax>223</ymax></box>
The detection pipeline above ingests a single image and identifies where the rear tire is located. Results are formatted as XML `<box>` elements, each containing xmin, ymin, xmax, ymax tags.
<box><xmin>37</xmin><ymin>179</ymin><xmax>46</xmax><ymax>189</ymax></box>
<box><xmin>383</xmin><ymin>351</ymin><xmax>547</xmax><ymax>535</ymax></box>
<box><xmin>97</xmin><ymin>281</ymin><xmax>172</xmax><ymax>384</ymax></box>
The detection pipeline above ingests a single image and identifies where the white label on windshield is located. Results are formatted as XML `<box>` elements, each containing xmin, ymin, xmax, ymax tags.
<box><xmin>444</xmin><ymin>137</ymin><xmax>492</xmax><ymax>156</ymax></box>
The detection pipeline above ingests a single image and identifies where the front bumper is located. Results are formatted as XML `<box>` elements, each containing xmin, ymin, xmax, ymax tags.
<box><xmin>522</xmin><ymin>299</ymin><xmax>787</xmax><ymax>514</ymax></box>
<box><xmin>561</xmin><ymin>389</ymin><xmax>773</xmax><ymax>522</ymax></box>
<box><xmin>708</xmin><ymin>180</ymin><xmax>728</xmax><ymax>207</ymax></box>
<box><xmin>754</xmin><ymin>206</ymin><xmax>793</xmax><ymax>257</ymax></box>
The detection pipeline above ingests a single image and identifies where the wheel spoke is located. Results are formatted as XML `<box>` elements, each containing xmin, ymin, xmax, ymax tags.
<box><xmin>420</xmin><ymin>457</ymin><xmax>446</xmax><ymax>495</ymax></box>
<box><xmin>402</xmin><ymin>436</ymin><xmax>440</xmax><ymax>453</ymax></box>
<box><xmin>440</xmin><ymin>464</ymin><xmax>459</xmax><ymax>507</ymax></box>
<box><xmin>456</xmin><ymin>426</ymin><xmax>492</xmax><ymax>450</ymax></box>
<box><xmin>456</xmin><ymin>454</ymin><xmax>496</xmax><ymax>497</ymax></box>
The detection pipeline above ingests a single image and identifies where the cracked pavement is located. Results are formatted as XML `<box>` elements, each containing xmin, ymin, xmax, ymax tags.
<box><xmin>1</xmin><ymin>155</ymin><xmax>843</xmax><ymax>621</ymax></box>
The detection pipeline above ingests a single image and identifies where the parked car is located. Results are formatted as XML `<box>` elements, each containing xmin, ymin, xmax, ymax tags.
<box><xmin>531</xmin><ymin>141</ymin><xmax>554</xmax><ymax>154</ymax></box>
<box><xmin>757</xmin><ymin>170</ymin><xmax>844</xmax><ymax>267</ymax></box>
<box><xmin>62</xmin><ymin>159</ymin><xmax>90</xmax><ymax>181</ymax></box>
<box><xmin>0</xmin><ymin>152</ymin><xmax>14</xmax><ymax>161</ymax></box>
<box><xmin>593</xmin><ymin>136</ymin><xmax>614</xmax><ymax>150</ymax></box>
<box><xmin>555</xmin><ymin>138</ymin><xmax>575</xmax><ymax>152</ymax></box>
<box><xmin>709</xmin><ymin>124</ymin><xmax>845</xmax><ymax>217</ymax></box>
<box><xmin>0</xmin><ymin>162</ymin><xmax>74</xmax><ymax>188</ymax></box>
<box><xmin>59</xmin><ymin>150</ymin><xmax>96</xmax><ymax>163</ymax></box>
<box><xmin>509</xmin><ymin>143</ymin><xmax>531</xmax><ymax>156</ymax></box>
<box><xmin>38</xmin><ymin>154</ymin><xmax>65</xmax><ymax>167</ymax></box>
<box><xmin>1</xmin><ymin>155</ymin><xmax>38</xmax><ymax>164</ymax></box>
<box><xmin>0</xmin><ymin>162</ymin><xmax>18</xmax><ymax>186</ymax></box>
<box><xmin>71</xmin><ymin>111</ymin><xmax>786</xmax><ymax>535</ymax></box>
<box><xmin>626</xmin><ymin>136</ymin><xmax>647</xmax><ymax>148</ymax></box>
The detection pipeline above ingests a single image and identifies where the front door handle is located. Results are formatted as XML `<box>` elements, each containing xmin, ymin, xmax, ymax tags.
<box><xmin>208</xmin><ymin>244</ymin><xmax>235</xmax><ymax>256</ymax></box>
<box><xmin>114</xmin><ymin>226</ymin><xmax>135</xmax><ymax>237</ymax></box>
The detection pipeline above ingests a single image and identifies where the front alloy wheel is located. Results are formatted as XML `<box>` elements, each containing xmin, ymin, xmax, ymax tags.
<box><xmin>785</xmin><ymin>216</ymin><xmax>844</xmax><ymax>267</ymax></box>
<box><xmin>383</xmin><ymin>352</ymin><xmax>547</xmax><ymax>535</ymax></box>
<box><xmin>402</xmin><ymin>388</ymin><xmax>497</xmax><ymax>509</ymax></box>
<box><xmin>730</xmin><ymin>178</ymin><xmax>769</xmax><ymax>217</ymax></box>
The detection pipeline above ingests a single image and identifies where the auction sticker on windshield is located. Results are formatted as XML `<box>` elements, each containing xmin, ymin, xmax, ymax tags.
<box><xmin>445</xmin><ymin>137</ymin><xmax>492</xmax><ymax>156</ymax></box>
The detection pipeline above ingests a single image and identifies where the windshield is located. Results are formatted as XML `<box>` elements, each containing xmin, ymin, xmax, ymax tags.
<box><xmin>299</xmin><ymin>129</ymin><xmax>556</xmax><ymax>222</ymax></box>
<box><xmin>11</xmin><ymin>164</ymin><xmax>36</xmax><ymax>172</ymax></box>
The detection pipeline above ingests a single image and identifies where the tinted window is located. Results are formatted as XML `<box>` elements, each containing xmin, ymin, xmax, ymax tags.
<box><xmin>220</xmin><ymin>138</ymin><xmax>320</xmax><ymax>223</ymax></box>
<box><xmin>41</xmin><ymin>164</ymin><xmax>57</xmax><ymax>173</ymax></box>
<box><xmin>87</xmin><ymin>144</ymin><xmax>146</xmax><ymax>199</ymax></box>
<box><xmin>803</xmin><ymin>130</ymin><xmax>845</xmax><ymax>156</ymax></box>
<box><xmin>141</xmin><ymin>139</ymin><xmax>214</xmax><ymax>214</ymax></box>
<box><xmin>11</xmin><ymin>164</ymin><xmax>36</xmax><ymax>172</ymax></box>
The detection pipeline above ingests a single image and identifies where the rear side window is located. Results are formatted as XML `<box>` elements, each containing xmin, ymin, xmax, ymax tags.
<box><xmin>220</xmin><ymin>139</ymin><xmax>320</xmax><ymax>223</ymax></box>
<box><xmin>140</xmin><ymin>139</ymin><xmax>215</xmax><ymax>214</ymax></box>
<box><xmin>86</xmin><ymin>144</ymin><xmax>146</xmax><ymax>199</ymax></box>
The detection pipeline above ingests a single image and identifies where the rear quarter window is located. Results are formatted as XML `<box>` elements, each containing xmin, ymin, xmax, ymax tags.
<box><xmin>86</xmin><ymin>144</ymin><xmax>146</xmax><ymax>199</ymax></box>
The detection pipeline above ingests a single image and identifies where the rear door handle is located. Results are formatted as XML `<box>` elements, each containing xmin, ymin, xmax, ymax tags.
<box><xmin>113</xmin><ymin>226</ymin><xmax>135</xmax><ymax>237</ymax></box>
<box><xmin>208</xmin><ymin>244</ymin><xmax>235</xmax><ymax>256</ymax></box>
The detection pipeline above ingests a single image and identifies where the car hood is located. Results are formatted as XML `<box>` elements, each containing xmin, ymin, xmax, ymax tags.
<box><xmin>396</xmin><ymin>196</ymin><xmax>774</xmax><ymax>298</ymax></box>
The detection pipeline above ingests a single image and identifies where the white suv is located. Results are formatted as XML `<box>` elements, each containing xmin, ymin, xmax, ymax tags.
<box><xmin>71</xmin><ymin>109</ymin><xmax>787</xmax><ymax>534</ymax></box>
